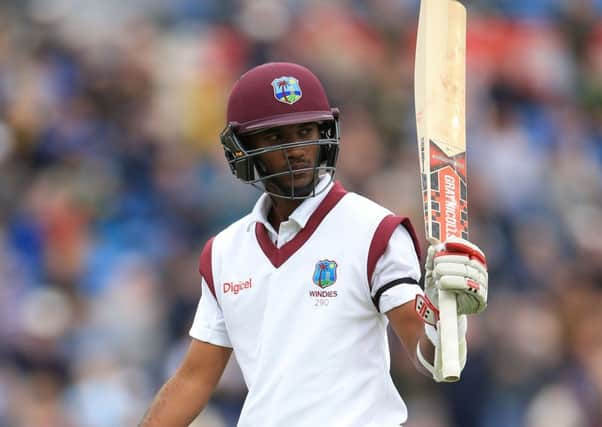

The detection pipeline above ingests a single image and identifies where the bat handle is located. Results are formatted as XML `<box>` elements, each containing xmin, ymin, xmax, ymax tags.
<box><xmin>438</xmin><ymin>289</ymin><xmax>461</xmax><ymax>381</ymax></box>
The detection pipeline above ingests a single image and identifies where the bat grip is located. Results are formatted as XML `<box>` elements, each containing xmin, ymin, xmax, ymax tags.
<box><xmin>438</xmin><ymin>289</ymin><xmax>461</xmax><ymax>381</ymax></box>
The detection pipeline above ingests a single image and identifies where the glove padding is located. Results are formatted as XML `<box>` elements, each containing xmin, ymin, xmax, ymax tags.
<box><xmin>425</xmin><ymin>236</ymin><xmax>488</xmax><ymax>315</ymax></box>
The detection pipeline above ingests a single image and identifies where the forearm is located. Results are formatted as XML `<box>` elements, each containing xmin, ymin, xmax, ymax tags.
<box><xmin>401</xmin><ymin>316</ymin><xmax>436</xmax><ymax>377</ymax></box>
<box><xmin>386</xmin><ymin>301</ymin><xmax>434</xmax><ymax>376</ymax></box>
<box><xmin>139</xmin><ymin>370</ymin><xmax>213</xmax><ymax>427</ymax></box>
<box><xmin>139</xmin><ymin>339</ymin><xmax>231</xmax><ymax>426</ymax></box>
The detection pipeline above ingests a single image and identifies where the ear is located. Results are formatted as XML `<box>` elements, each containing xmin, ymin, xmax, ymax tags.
<box><xmin>239</xmin><ymin>134</ymin><xmax>255</xmax><ymax>151</ymax></box>
<box><xmin>220</xmin><ymin>125</ymin><xmax>257</xmax><ymax>182</ymax></box>
<box><xmin>318</xmin><ymin>122</ymin><xmax>331</xmax><ymax>138</ymax></box>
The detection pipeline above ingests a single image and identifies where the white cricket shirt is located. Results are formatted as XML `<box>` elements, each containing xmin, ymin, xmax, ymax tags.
<box><xmin>190</xmin><ymin>177</ymin><xmax>423</xmax><ymax>426</ymax></box>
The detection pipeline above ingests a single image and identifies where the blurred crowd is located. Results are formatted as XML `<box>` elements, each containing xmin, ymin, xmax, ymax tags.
<box><xmin>0</xmin><ymin>0</ymin><xmax>601</xmax><ymax>426</ymax></box>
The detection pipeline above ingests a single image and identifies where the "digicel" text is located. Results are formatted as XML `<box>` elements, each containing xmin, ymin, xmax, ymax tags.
<box><xmin>223</xmin><ymin>278</ymin><xmax>252</xmax><ymax>295</ymax></box>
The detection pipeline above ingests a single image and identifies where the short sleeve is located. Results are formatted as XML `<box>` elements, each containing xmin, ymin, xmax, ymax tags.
<box><xmin>189</xmin><ymin>277</ymin><xmax>232</xmax><ymax>348</ymax></box>
<box><xmin>371</xmin><ymin>225</ymin><xmax>423</xmax><ymax>313</ymax></box>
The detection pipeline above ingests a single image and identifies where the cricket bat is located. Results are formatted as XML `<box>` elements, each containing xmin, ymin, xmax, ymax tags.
<box><xmin>414</xmin><ymin>0</ymin><xmax>468</xmax><ymax>381</ymax></box>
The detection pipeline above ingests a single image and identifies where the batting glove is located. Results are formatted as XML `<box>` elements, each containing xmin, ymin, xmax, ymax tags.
<box><xmin>413</xmin><ymin>237</ymin><xmax>486</xmax><ymax>382</ymax></box>
<box><xmin>416</xmin><ymin>236</ymin><xmax>488</xmax><ymax>322</ymax></box>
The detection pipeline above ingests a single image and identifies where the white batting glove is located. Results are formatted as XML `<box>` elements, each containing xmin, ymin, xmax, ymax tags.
<box><xmin>414</xmin><ymin>237</ymin><xmax>486</xmax><ymax>382</ymax></box>
<box><xmin>416</xmin><ymin>236</ymin><xmax>488</xmax><ymax>322</ymax></box>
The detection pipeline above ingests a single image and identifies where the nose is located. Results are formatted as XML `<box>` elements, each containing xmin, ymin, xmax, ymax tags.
<box><xmin>278</xmin><ymin>132</ymin><xmax>305</xmax><ymax>156</ymax></box>
<box><xmin>284</xmin><ymin>142</ymin><xmax>306</xmax><ymax>157</ymax></box>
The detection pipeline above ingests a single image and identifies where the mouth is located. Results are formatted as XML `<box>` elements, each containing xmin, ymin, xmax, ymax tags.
<box><xmin>289</xmin><ymin>162</ymin><xmax>313</xmax><ymax>172</ymax></box>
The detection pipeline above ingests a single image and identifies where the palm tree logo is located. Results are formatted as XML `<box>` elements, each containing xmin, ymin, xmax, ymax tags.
<box><xmin>312</xmin><ymin>260</ymin><xmax>338</xmax><ymax>288</ymax></box>
<box><xmin>271</xmin><ymin>76</ymin><xmax>302</xmax><ymax>104</ymax></box>
<box><xmin>278</xmin><ymin>80</ymin><xmax>292</xmax><ymax>103</ymax></box>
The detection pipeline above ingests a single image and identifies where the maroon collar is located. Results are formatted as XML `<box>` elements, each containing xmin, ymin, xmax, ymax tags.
<box><xmin>255</xmin><ymin>181</ymin><xmax>347</xmax><ymax>268</ymax></box>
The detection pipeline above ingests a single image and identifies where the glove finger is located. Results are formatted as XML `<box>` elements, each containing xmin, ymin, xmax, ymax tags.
<box><xmin>439</xmin><ymin>274</ymin><xmax>486</xmax><ymax>295</ymax></box>
<box><xmin>434</xmin><ymin>253</ymin><xmax>469</xmax><ymax>265</ymax></box>
<box><xmin>466</xmin><ymin>264</ymin><xmax>488</xmax><ymax>286</ymax></box>
<box><xmin>435</xmin><ymin>262</ymin><xmax>487</xmax><ymax>286</ymax></box>
<box><xmin>444</xmin><ymin>238</ymin><xmax>487</xmax><ymax>266</ymax></box>
<box><xmin>435</xmin><ymin>253</ymin><xmax>488</xmax><ymax>274</ymax></box>
<box><xmin>434</xmin><ymin>262</ymin><xmax>467</xmax><ymax>278</ymax></box>
<box><xmin>437</xmin><ymin>275</ymin><xmax>470</xmax><ymax>291</ymax></box>
<box><xmin>468</xmin><ymin>258</ymin><xmax>487</xmax><ymax>278</ymax></box>
<box><xmin>444</xmin><ymin>237</ymin><xmax>484</xmax><ymax>255</ymax></box>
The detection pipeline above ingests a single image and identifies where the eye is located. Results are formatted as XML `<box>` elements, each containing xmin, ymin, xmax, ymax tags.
<box><xmin>261</xmin><ymin>133</ymin><xmax>280</xmax><ymax>145</ymax></box>
<box><xmin>298</xmin><ymin>127</ymin><xmax>312</xmax><ymax>138</ymax></box>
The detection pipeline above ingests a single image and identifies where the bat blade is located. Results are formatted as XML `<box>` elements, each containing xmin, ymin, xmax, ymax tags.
<box><xmin>415</xmin><ymin>0</ymin><xmax>467</xmax><ymax>382</ymax></box>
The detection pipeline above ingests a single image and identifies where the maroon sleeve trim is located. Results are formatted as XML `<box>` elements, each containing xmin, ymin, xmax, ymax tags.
<box><xmin>401</xmin><ymin>217</ymin><xmax>422</xmax><ymax>263</ymax></box>
<box><xmin>367</xmin><ymin>215</ymin><xmax>422</xmax><ymax>289</ymax></box>
<box><xmin>199</xmin><ymin>236</ymin><xmax>217</xmax><ymax>300</ymax></box>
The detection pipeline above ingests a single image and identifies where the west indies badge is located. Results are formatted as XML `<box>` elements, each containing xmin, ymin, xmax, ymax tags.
<box><xmin>271</xmin><ymin>76</ymin><xmax>302</xmax><ymax>105</ymax></box>
<box><xmin>312</xmin><ymin>260</ymin><xmax>338</xmax><ymax>289</ymax></box>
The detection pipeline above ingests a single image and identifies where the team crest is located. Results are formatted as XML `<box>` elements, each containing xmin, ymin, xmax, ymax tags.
<box><xmin>312</xmin><ymin>260</ymin><xmax>338</xmax><ymax>289</ymax></box>
<box><xmin>271</xmin><ymin>76</ymin><xmax>302</xmax><ymax>105</ymax></box>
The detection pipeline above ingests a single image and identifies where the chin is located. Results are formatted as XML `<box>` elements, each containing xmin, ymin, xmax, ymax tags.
<box><xmin>268</xmin><ymin>175</ymin><xmax>317</xmax><ymax>198</ymax></box>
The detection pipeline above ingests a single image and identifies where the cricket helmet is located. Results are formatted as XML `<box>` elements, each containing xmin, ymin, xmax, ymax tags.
<box><xmin>220</xmin><ymin>62</ymin><xmax>340</xmax><ymax>199</ymax></box>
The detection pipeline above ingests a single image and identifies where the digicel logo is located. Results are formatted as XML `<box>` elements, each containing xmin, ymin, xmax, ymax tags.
<box><xmin>223</xmin><ymin>278</ymin><xmax>252</xmax><ymax>295</ymax></box>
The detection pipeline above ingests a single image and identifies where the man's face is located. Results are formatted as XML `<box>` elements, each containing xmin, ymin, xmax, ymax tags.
<box><xmin>244</xmin><ymin>122</ymin><xmax>321</xmax><ymax>198</ymax></box>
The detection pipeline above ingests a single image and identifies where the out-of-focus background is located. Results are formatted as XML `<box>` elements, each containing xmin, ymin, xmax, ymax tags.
<box><xmin>0</xmin><ymin>0</ymin><xmax>601</xmax><ymax>426</ymax></box>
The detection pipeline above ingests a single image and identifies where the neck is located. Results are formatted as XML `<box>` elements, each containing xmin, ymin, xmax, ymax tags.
<box><xmin>267</xmin><ymin>196</ymin><xmax>303</xmax><ymax>230</ymax></box>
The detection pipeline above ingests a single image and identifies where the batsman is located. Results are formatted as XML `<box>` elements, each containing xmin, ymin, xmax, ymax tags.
<box><xmin>139</xmin><ymin>2</ymin><xmax>488</xmax><ymax>426</ymax></box>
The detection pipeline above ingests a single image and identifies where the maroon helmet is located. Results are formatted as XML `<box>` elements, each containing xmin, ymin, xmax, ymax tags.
<box><xmin>220</xmin><ymin>62</ymin><xmax>340</xmax><ymax>199</ymax></box>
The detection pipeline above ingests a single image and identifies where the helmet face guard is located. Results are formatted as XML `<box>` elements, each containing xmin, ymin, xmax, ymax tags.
<box><xmin>220</xmin><ymin>109</ymin><xmax>340</xmax><ymax>200</ymax></box>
